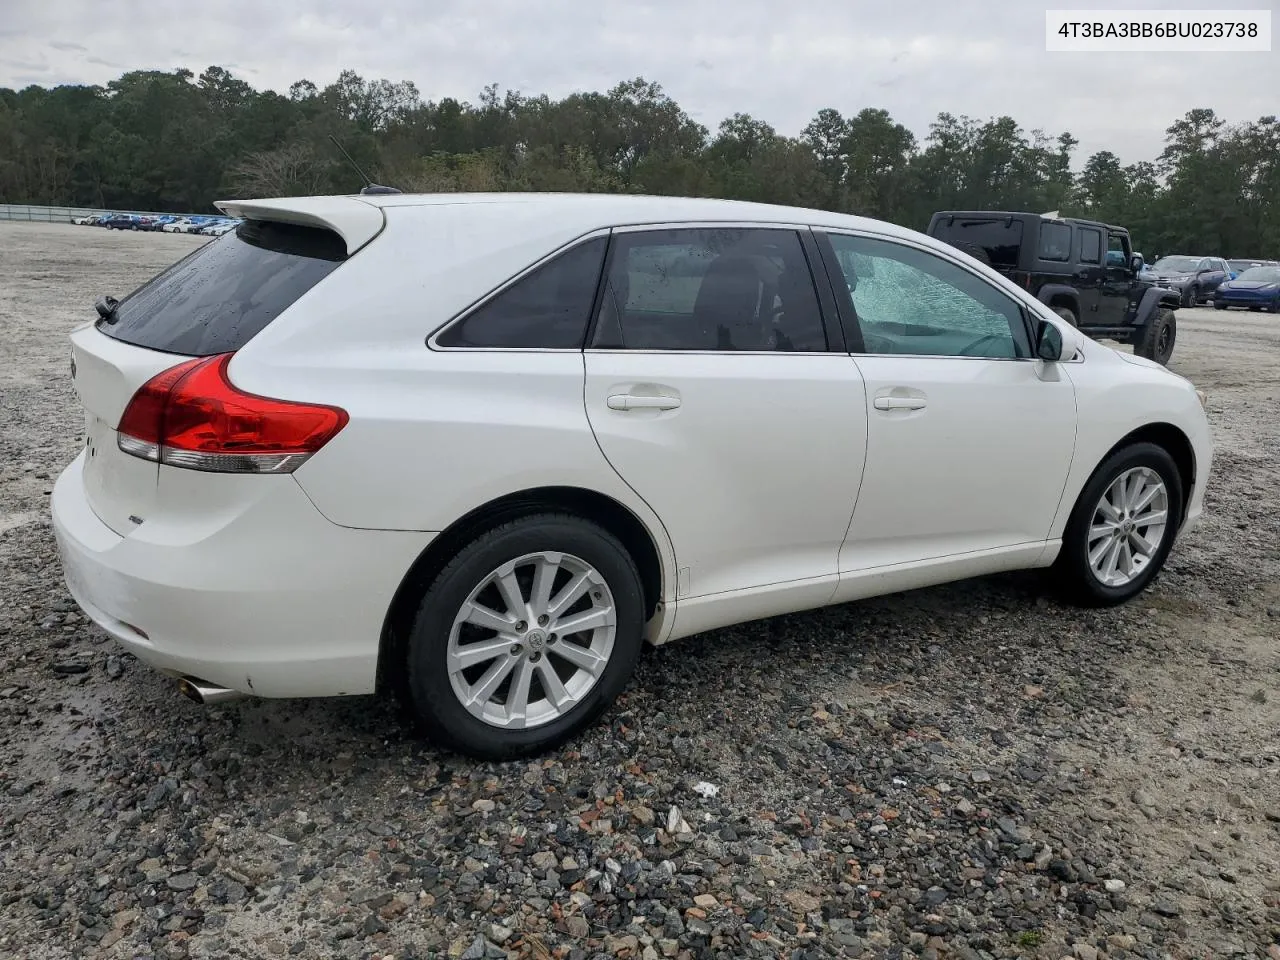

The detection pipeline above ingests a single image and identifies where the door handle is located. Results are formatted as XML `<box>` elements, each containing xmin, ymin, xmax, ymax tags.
<box><xmin>606</xmin><ymin>394</ymin><xmax>682</xmax><ymax>411</ymax></box>
<box><xmin>873</xmin><ymin>396</ymin><xmax>927</xmax><ymax>411</ymax></box>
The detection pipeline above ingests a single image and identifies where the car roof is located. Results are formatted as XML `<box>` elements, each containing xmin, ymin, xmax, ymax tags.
<box><xmin>929</xmin><ymin>210</ymin><xmax>1119</xmax><ymax>231</ymax></box>
<box><xmin>216</xmin><ymin>191</ymin><xmax>938</xmax><ymax>256</ymax></box>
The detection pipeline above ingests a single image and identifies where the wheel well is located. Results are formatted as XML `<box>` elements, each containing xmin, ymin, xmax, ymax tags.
<box><xmin>1048</xmin><ymin>295</ymin><xmax>1077</xmax><ymax>316</ymax></box>
<box><xmin>375</xmin><ymin>487</ymin><xmax>664</xmax><ymax>693</ymax></box>
<box><xmin>1107</xmin><ymin>423</ymin><xmax>1195</xmax><ymax>521</ymax></box>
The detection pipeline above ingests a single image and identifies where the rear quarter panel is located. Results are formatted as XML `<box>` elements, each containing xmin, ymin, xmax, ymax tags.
<box><xmin>225</xmin><ymin>204</ymin><xmax>678</xmax><ymax>597</ymax></box>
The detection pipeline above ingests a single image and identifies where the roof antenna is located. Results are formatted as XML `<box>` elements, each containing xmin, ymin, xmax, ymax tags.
<box><xmin>328</xmin><ymin>134</ymin><xmax>401</xmax><ymax>195</ymax></box>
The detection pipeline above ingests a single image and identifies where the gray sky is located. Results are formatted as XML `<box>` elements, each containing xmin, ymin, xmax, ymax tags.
<box><xmin>1</xmin><ymin>0</ymin><xmax>1276</xmax><ymax>165</ymax></box>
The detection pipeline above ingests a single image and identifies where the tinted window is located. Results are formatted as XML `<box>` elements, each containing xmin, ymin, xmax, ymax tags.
<box><xmin>97</xmin><ymin>220</ymin><xmax>346</xmax><ymax>356</ymax></box>
<box><xmin>826</xmin><ymin>233</ymin><xmax>1030</xmax><ymax>359</ymax></box>
<box><xmin>591</xmin><ymin>228</ymin><xmax>827</xmax><ymax>352</ymax></box>
<box><xmin>927</xmin><ymin>217</ymin><xmax>1024</xmax><ymax>270</ymax></box>
<box><xmin>437</xmin><ymin>238</ymin><xmax>607</xmax><ymax>349</ymax></box>
<box><xmin>1079</xmin><ymin>228</ymin><xmax>1101</xmax><ymax>264</ymax></box>
<box><xmin>1038</xmin><ymin>223</ymin><xmax>1071</xmax><ymax>262</ymax></box>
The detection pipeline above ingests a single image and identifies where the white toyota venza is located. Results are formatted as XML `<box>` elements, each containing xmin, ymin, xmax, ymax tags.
<box><xmin>51</xmin><ymin>193</ymin><xmax>1212</xmax><ymax>758</ymax></box>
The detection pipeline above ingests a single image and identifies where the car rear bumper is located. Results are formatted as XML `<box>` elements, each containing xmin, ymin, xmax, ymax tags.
<box><xmin>50</xmin><ymin>451</ymin><xmax>432</xmax><ymax>698</ymax></box>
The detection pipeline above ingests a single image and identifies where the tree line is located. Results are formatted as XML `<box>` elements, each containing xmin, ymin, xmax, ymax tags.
<box><xmin>1</xmin><ymin>66</ymin><xmax>1277</xmax><ymax>257</ymax></box>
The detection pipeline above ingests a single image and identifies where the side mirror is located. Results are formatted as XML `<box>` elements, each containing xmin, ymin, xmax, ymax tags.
<box><xmin>1129</xmin><ymin>253</ymin><xmax>1144</xmax><ymax>272</ymax></box>
<box><xmin>1035</xmin><ymin>319</ymin><xmax>1065</xmax><ymax>362</ymax></box>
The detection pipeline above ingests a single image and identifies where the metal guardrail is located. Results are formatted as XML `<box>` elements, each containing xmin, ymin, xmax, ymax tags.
<box><xmin>0</xmin><ymin>203</ymin><xmax>197</xmax><ymax>223</ymax></box>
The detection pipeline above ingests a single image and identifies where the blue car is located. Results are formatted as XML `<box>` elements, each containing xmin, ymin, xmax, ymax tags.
<box><xmin>1213</xmin><ymin>265</ymin><xmax>1280</xmax><ymax>312</ymax></box>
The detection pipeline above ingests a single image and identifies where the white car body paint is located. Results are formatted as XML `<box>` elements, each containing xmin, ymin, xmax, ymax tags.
<box><xmin>50</xmin><ymin>193</ymin><xmax>1212</xmax><ymax>699</ymax></box>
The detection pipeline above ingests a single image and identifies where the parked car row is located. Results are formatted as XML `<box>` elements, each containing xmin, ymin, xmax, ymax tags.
<box><xmin>1142</xmin><ymin>255</ymin><xmax>1279</xmax><ymax>308</ymax></box>
<box><xmin>71</xmin><ymin>213</ymin><xmax>240</xmax><ymax>236</ymax></box>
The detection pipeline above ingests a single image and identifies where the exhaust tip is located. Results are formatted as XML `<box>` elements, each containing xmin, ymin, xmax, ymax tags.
<box><xmin>177</xmin><ymin>676</ymin><xmax>244</xmax><ymax>705</ymax></box>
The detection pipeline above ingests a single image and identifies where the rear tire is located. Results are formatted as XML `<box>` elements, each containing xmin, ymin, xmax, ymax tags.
<box><xmin>1053</xmin><ymin>442</ymin><xmax>1183</xmax><ymax>608</ymax></box>
<box><xmin>1133</xmin><ymin>308</ymin><xmax>1176</xmax><ymax>365</ymax></box>
<box><xmin>402</xmin><ymin>513</ymin><xmax>645</xmax><ymax>760</ymax></box>
<box><xmin>1181</xmin><ymin>286</ymin><xmax>1196</xmax><ymax>307</ymax></box>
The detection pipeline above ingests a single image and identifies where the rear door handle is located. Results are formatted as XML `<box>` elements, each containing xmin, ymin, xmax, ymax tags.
<box><xmin>606</xmin><ymin>394</ymin><xmax>682</xmax><ymax>411</ymax></box>
<box><xmin>873</xmin><ymin>396</ymin><xmax>927</xmax><ymax>411</ymax></box>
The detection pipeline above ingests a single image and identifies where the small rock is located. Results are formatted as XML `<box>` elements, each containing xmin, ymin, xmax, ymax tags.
<box><xmin>530</xmin><ymin>851</ymin><xmax>557</xmax><ymax>871</ymax></box>
<box><xmin>105</xmin><ymin>655</ymin><xmax>125</xmax><ymax>680</ymax></box>
<box><xmin>1151</xmin><ymin>898</ymin><xmax>1180</xmax><ymax>917</ymax></box>
<box><xmin>1034</xmin><ymin>844</ymin><xmax>1052</xmax><ymax>870</ymax></box>
<box><xmin>565</xmin><ymin>915</ymin><xmax>590</xmax><ymax>938</ymax></box>
<box><xmin>1131</xmin><ymin>788</ymin><xmax>1157</xmax><ymax>807</ymax></box>
<box><xmin>470</xmin><ymin>798</ymin><xmax>496</xmax><ymax>814</ymax></box>
<box><xmin>954</xmin><ymin>798</ymin><xmax>976</xmax><ymax>817</ymax></box>
<box><xmin>487</xmin><ymin>924</ymin><xmax>512</xmax><ymax>945</ymax></box>
<box><xmin>970</xmin><ymin>770</ymin><xmax>992</xmax><ymax>784</ymax></box>
<box><xmin>1073</xmin><ymin>944</ymin><xmax>1098</xmax><ymax>960</ymax></box>
<box><xmin>1104</xmin><ymin>878</ymin><xmax>1126</xmax><ymax>893</ymax></box>
<box><xmin>50</xmin><ymin>660</ymin><xmax>90</xmax><ymax>675</ymax></box>
<box><xmin>783</xmin><ymin>890</ymin><xmax>820</xmax><ymax>914</ymax></box>
<box><xmin>166</xmin><ymin>872</ymin><xmax>199</xmax><ymax>892</ymax></box>
<box><xmin>693</xmin><ymin>893</ymin><xmax>718</xmax><ymax>909</ymax></box>
<box><xmin>1251</xmin><ymin>689</ymin><xmax>1267</xmax><ymax>704</ymax></box>
<box><xmin>1107</xmin><ymin>934</ymin><xmax>1137</xmax><ymax>951</ymax></box>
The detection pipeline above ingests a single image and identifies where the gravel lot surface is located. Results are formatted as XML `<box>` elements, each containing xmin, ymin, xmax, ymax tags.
<box><xmin>1</xmin><ymin>221</ymin><xmax>1277</xmax><ymax>960</ymax></box>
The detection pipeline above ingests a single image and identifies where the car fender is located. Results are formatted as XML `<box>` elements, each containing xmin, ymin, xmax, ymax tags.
<box><xmin>1133</xmin><ymin>286</ymin><xmax>1180</xmax><ymax>326</ymax></box>
<box><xmin>1048</xmin><ymin>348</ymin><xmax>1210</xmax><ymax>544</ymax></box>
<box><xmin>1035</xmin><ymin>284</ymin><xmax>1082</xmax><ymax>318</ymax></box>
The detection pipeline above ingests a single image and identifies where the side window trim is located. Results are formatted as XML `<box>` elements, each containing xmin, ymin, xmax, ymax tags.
<box><xmin>813</xmin><ymin>227</ymin><xmax>1038</xmax><ymax>362</ymax></box>
<box><xmin>427</xmin><ymin>228</ymin><xmax>612</xmax><ymax>351</ymax></box>
<box><xmin>585</xmin><ymin>222</ymin><xmax>838</xmax><ymax>354</ymax></box>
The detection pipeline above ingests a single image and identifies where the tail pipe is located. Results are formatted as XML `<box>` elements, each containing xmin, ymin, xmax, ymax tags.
<box><xmin>177</xmin><ymin>676</ymin><xmax>244</xmax><ymax>705</ymax></box>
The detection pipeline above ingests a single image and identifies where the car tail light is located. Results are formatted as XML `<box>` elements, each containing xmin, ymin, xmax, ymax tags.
<box><xmin>116</xmin><ymin>353</ymin><xmax>348</xmax><ymax>474</ymax></box>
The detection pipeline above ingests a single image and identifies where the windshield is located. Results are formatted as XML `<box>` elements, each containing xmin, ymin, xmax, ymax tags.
<box><xmin>1152</xmin><ymin>256</ymin><xmax>1199</xmax><ymax>273</ymax></box>
<box><xmin>1237</xmin><ymin>266</ymin><xmax>1280</xmax><ymax>283</ymax></box>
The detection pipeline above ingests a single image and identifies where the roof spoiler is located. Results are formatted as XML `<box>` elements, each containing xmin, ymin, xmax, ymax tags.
<box><xmin>213</xmin><ymin>196</ymin><xmax>386</xmax><ymax>255</ymax></box>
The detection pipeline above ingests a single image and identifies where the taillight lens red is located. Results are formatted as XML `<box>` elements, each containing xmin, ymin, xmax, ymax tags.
<box><xmin>116</xmin><ymin>353</ymin><xmax>348</xmax><ymax>474</ymax></box>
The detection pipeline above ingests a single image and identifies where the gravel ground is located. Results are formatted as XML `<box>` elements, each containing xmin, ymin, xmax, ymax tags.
<box><xmin>1</xmin><ymin>221</ymin><xmax>1277</xmax><ymax>960</ymax></box>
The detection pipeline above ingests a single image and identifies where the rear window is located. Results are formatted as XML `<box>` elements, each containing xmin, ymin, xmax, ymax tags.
<box><xmin>96</xmin><ymin>220</ymin><xmax>347</xmax><ymax>356</ymax></box>
<box><xmin>928</xmin><ymin>218</ymin><xmax>1023</xmax><ymax>270</ymax></box>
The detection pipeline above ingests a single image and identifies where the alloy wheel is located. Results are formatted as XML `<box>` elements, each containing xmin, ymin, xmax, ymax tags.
<box><xmin>1087</xmin><ymin>467</ymin><xmax>1169</xmax><ymax>587</ymax></box>
<box><xmin>446</xmin><ymin>551</ymin><xmax>617</xmax><ymax>729</ymax></box>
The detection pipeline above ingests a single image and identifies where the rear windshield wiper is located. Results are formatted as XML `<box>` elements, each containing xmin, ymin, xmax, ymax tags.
<box><xmin>94</xmin><ymin>295</ymin><xmax>120</xmax><ymax>323</ymax></box>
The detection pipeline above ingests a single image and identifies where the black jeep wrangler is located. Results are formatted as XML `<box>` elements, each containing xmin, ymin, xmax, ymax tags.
<box><xmin>926</xmin><ymin>211</ymin><xmax>1181</xmax><ymax>365</ymax></box>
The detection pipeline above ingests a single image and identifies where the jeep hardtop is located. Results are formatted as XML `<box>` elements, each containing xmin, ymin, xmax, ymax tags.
<box><xmin>926</xmin><ymin>210</ymin><xmax>1181</xmax><ymax>365</ymax></box>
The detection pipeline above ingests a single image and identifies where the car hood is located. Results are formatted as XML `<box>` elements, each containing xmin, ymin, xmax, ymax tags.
<box><xmin>1113</xmin><ymin>349</ymin><xmax>1169</xmax><ymax>372</ymax></box>
<box><xmin>1151</xmin><ymin>272</ymin><xmax>1190</xmax><ymax>280</ymax></box>
<box><xmin>1222</xmin><ymin>280</ymin><xmax>1275</xmax><ymax>290</ymax></box>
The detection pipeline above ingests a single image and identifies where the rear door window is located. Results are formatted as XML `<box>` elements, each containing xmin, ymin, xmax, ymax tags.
<box><xmin>1037</xmin><ymin>223</ymin><xmax>1072</xmax><ymax>261</ymax></box>
<box><xmin>97</xmin><ymin>220</ymin><xmax>347</xmax><ymax>356</ymax></box>
<box><xmin>1079</xmin><ymin>228</ymin><xmax>1102</xmax><ymax>264</ymax></box>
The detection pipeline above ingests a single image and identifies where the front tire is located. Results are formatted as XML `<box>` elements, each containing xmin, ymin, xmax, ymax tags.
<box><xmin>1133</xmin><ymin>308</ymin><xmax>1176</xmax><ymax>365</ymax></box>
<box><xmin>1214</xmin><ymin>300</ymin><xmax>1228</xmax><ymax>310</ymax></box>
<box><xmin>403</xmin><ymin>514</ymin><xmax>645</xmax><ymax>760</ymax></box>
<box><xmin>1181</xmin><ymin>286</ymin><xmax>1196</xmax><ymax>308</ymax></box>
<box><xmin>1053</xmin><ymin>442</ymin><xmax>1183</xmax><ymax>607</ymax></box>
